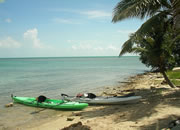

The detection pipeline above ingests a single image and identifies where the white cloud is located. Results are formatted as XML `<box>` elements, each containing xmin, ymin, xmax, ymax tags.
<box><xmin>69</xmin><ymin>40</ymin><xmax>100</xmax><ymax>45</ymax></box>
<box><xmin>0</xmin><ymin>37</ymin><xmax>21</xmax><ymax>48</ymax></box>
<box><xmin>72</xmin><ymin>44</ymin><xmax>92</xmax><ymax>50</ymax></box>
<box><xmin>23</xmin><ymin>28</ymin><xmax>44</xmax><ymax>49</ymax></box>
<box><xmin>68</xmin><ymin>40</ymin><xmax>119</xmax><ymax>56</ymax></box>
<box><xmin>49</xmin><ymin>8</ymin><xmax>78</xmax><ymax>13</ymax></box>
<box><xmin>67</xmin><ymin>40</ymin><xmax>74</xmax><ymax>43</ymax></box>
<box><xmin>106</xmin><ymin>45</ymin><xmax>119</xmax><ymax>51</ymax></box>
<box><xmin>24</xmin><ymin>28</ymin><xmax>38</xmax><ymax>40</ymax></box>
<box><xmin>72</xmin><ymin>45</ymin><xmax>77</xmax><ymax>50</ymax></box>
<box><xmin>71</xmin><ymin>43</ymin><xmax>119</xmax><ymax>52</ymax></box>
<box><xmin>5</xmin><ymin>18</ymin><xmax>12</xmax><ymax>23</ymax></box>
<box><xmin>50</xmin><ymin>8</ymin><xmax>111</xmax><ymax>19</ymax></box>
<box><xmin>81</xmin><ymin>10</ymin><xmax>111</xmax><ymax>19</ymax></box>
<box><xmin>94</xmin><ymin>47</ymin><xmax>104</xmax><ymax>51</ymax></box>
<box><xmin>23</xmin><ymin>28</ymin><xmax>54</xmax><ymax>50</ymax></box>
<box><xmin>52</xmin><ymin>18</ymin><xmax>81</xmax><ymax>24</ymax></box>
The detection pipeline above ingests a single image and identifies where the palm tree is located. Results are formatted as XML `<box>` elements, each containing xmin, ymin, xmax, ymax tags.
<box><xmin>111</xmin><ymin>0</ymin><xmax>174</xmax><ymax>57</ymax></box>
<box><xmin>172</xmin><ymin>0</ymin><xmax>180</xmax><ymax>66</ymax></box>
<box><xmin>119</xmin><ymin>11</ymin><xmax>172</xmax><ymax>55</ymax></box>
<box><xmin>112</xmin><ymin>0</ymin><xmax>179</xmax><ymax>88</ymax></box>
<box><xmin>112</xmin><ymin>0</ymin><xmax>180</xmax><ymax>51</ymax></box>
<box><xmin>112</xmin><ymin>0</ymin><xmax>180</xmax><ymax>50</ymax></box>
<box><xmin>118</xmin><ymin>11</ymin><xmax>176</xmax><ymax>88</ymax></box>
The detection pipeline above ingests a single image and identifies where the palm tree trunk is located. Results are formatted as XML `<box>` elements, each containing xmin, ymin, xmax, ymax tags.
<box><xmin>161</xmin><ymin>71</ymin><xmax>176</xmax><ymax>88</ymax></box>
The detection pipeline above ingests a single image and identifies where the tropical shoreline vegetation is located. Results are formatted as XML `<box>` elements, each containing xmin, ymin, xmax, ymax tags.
<box><xmin>112</xmin><ymin>0</ymin><xmax>180</xmax><ymax>88</ymax></box>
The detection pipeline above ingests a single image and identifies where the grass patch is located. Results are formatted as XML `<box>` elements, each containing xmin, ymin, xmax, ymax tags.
<box><xmin>167</xmin><ymin>71</ymin><xmax>180</xmax><ymax>86</ymax></box>
<box><xmin>171</xmin><ymin>80</ymin><xmax>180</xmax><ymax>86</ymax></box>
<box><xmin>167</xmin><ymin>71</ymin><xmax>180</xmax><ymax>79</ymax></box>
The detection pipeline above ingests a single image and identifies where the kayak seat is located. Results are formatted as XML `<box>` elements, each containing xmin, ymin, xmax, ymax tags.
<box><xmin>77</xmin><ymin>93</ymin><xmax>96</xmax><ymax>99</ymax></box>
<box><xmin>36</xmin><ymin>95</ymin><xmax>47</xmax><ymax>103</ymax></box>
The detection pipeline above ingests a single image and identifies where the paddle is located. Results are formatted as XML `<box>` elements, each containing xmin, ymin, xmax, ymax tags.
<box><xmin>61</xmin><ymin>93</ymin><xmax>76</xmax><ymax>101</ymax></box>
<box><xmin>61</xmin><ymin>93</ymin><xmax>69</xmax><ymax>97</ymax></box>
<box><xmin>30</xmin><ymin>98</ymin><xmax>66</xmax><ymax>114</ymax></box>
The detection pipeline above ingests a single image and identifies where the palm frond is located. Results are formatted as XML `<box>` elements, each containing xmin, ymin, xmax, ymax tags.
<box><xmin>172</xmin><ymin>0</ymin><xmax>180</xmax><ymax>8</ymax></box>
<box><xmin>119</xmin><ymin>33</ymin><xmax>136</xmax><ymax>56</ymax></box>
<box><xmin>135</xmin><ymin>10</ymin><xmax>171</xmax><ymax>35</ymax></box>
<box><xmin>112</xmin><ymin>0</ymin><xmax>171</xmax><ymax>22</ymax></box>
<box><xmin>119</xmin><ymin>11</ymin><xmax>170</xmax><ymax>56</ymax></box>
<box><xmin>131</xmin><ymin>47</ymin><xmax>147</xmax><ymax>53</ymax></box>
<box><xmin>172</xmin><ymin>0</ymin><xmax>180</xmax><ymax>30</ymax></box>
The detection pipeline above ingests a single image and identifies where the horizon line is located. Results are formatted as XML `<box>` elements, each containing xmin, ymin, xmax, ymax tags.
<box><xmin>0</xmin><ymin>55</ymin><xmax>139</xmax><ymax>59</ymax></box>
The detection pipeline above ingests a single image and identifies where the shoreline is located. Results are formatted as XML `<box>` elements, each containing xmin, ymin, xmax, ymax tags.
<box><xmin>14</xmin><ymin>72</ymin><xmax>180</xmax><ymax>129</ymax></box>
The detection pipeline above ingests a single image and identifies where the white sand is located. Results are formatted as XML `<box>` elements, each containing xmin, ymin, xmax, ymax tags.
<box><xmin>20</xmin><ymin>72</ymin><xmax>180</xmax><ymax>130</ymax></box>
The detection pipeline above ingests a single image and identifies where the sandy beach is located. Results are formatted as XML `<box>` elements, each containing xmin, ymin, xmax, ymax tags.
<box><xmin>16</xmin><ymin>72</ymin><xmax>180</xmax><ymax>130</ymax></box>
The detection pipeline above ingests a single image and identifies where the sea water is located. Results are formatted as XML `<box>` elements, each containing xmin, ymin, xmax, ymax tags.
<box><xmin>0</xmin><ymin>56</ymin><xmax>149</xmax><ymax>129</ymax></box>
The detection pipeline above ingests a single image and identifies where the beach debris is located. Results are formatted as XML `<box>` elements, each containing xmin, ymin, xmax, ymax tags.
<box><xmin>73</xmin><ymin>113</ymin><xmax>82</xmax><ymax>116</ymax></box>
<box><xmin>121</xmin><ymin>89</ymin><xmax>134</xmax><ymax>92</ymax></box>
<box><xmin>113</xmin><ymin>88</ymin><xmax>116</xmax><ymax>90</ymax></box>
<box><xmin>150</xmin><ymin>86</ymin><xmax>156</xmax><ymax>92</ymax></box>
<box><xmin>86</xmin><ymin>120</ymin><xmax>90</xmax><ymax>123</ymax></box>
<box><xmin>67</xmin><ymin>117</ymin><xmax>74</xmax><ymax>121</ymax></box>
<box><xmin>157</xmin><ymin>75</ymin><xmax>163</xmax><ymax>78</ymax></box>
<box><xmin>119</xmin><ymin>113</ymin><xmax>126</xmax><ymax>117</ymax></box>
<box><xmin>105</xmin><ymin>87</ymin><xmax>110</xmax><ymax>89</ymax></box>
<box><xmin>161</xmin><ymin>80</ymin><xmax>167</xmax><ymax>85</ymax></box>
<box><xmin>80</xmin><ymin>117</ymin><xmax>84</xmax><ymax>119</ymax></box>
<box><xmin>5</xmin><ymin>102</ymin><xmax>13</xmax><ymax>107</ymax></box>
<box><xmin>102</xmin><ymin>91</ymin><xmax>108</xmax><ymax>95</ymax></box>
<box><xmin>61</xmin><ymin>121</ymin><xmax>91</xmax><ymax>130</ymax></box>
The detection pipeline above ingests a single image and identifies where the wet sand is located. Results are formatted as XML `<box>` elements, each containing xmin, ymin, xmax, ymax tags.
<box><xmin>6</xmin><ymin>72</ymin><xmax>180</xmax><ymax>130</ymax></box>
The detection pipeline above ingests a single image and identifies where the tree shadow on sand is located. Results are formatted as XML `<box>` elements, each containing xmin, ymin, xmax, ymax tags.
<box><xmin>139</xmin><ymin>115</ymin><xmax>180</xmax><ymax>130</ymax></box>
<box><xmin>71</xmin><ymin>88</ymin><xmax>180</xmax><ymax>129</ymax></box>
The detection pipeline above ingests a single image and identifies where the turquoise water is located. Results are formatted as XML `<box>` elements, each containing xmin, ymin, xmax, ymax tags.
<box><xmin>0</xmin><ymin>56</ymin><xmax>149</xmax><ymax>129</ymax></box>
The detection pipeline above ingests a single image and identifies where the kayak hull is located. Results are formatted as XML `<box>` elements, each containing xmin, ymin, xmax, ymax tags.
<box><xmin>64</xmin><ymin>96</ymin><xmax>142</xmax><ymax>105</ymax></box>
<box><xmin>12</xmin><ymin>96</ymin><xmax>88</xmax><ymax>110</ymax></box>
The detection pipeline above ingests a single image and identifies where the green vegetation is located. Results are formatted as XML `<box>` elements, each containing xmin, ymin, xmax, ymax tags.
<box><xmin>112</xmin><ymin>0</ymin><xmax>180</xmax><ymax>31</ymax></box>
<box><xmin>167</xmin><ymin>71</ymin><xmax>180</xmax><ymax>86</ymax></box>
<box><xmin>112</xmin><ymin>0</ymin><xmax>180</xmax><ymax>88</ymax></box>
<box><xmin>167</xmin><ymin>71</ymin><xmax>180</xmax><ymax>79</ymax></box>
<box><xmin>171</xmin><ymin>80</ymin><xmax>180</xmax><ymax>86</ymax></box>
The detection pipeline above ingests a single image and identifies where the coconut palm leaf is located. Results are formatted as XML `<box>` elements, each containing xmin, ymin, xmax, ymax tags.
<box><xmin>172</xmin><ymin>0</ymin><xmax>180</xmax><ymax>30</ymax></box>
<box><xmin>135</xmin><ymin>10</ymin><xmax>171</xmax><ymax>35</ymax></box>
<box><xmin>119</xmin><ymin>33</ymin><xmax>136</xmax><ymax>56</ymax></box>
<box><xmin>119</xmin><ymin>11</ymin><xmax>171</xmax><ymax>56</ymax></box>
<box><xmin>131</xmin><ymin>47</ymin><xmax>147</xmax><ymax>54</ymax></box>
<box><xmin>112</xmin><ymin>0</ymin><xmax>171</xmax><ymax>22</ymax></box>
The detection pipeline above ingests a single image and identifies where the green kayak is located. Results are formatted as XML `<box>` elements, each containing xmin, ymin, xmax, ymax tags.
<box><xmin>12</xmin><ymin>96</ymin><xmax>88</xmax><ymax>110</ymax></box>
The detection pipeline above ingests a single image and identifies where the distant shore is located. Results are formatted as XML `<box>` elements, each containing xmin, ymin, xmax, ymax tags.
<box><xmin>19</xmin><ymin>72</ymin><xmax>180</xmax><ymax>130</ymax></box>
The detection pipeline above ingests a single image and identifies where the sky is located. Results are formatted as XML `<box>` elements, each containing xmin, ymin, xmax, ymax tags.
<box><xmin>0</xmin><ymin>0</ymin><xmax>145</xmax><ymax>57</ymax></box>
